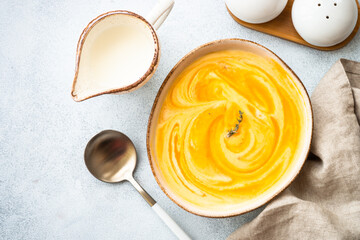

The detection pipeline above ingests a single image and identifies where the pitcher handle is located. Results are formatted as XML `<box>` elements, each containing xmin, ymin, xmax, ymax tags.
<box><xmin>146</xmin><ymin>0</ymin><xmax>175</xmax><ymax>30</ymax></box>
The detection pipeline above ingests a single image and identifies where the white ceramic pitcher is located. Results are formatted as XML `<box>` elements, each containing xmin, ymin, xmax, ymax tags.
<box><xmin>71</xmin><ymin>0</ymin><xmax>175</xmax><ymax>102</ymax></box>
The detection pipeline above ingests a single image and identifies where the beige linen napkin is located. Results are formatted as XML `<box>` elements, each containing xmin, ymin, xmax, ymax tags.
<box><xmin>228</xmin><ymin>59</ymin><xmax>360</xmax><ymax>240</ymax></box>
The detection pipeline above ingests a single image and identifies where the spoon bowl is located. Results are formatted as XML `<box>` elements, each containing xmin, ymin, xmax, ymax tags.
<box><xmin>85</xmin><ymin>130</ymin><xmax>136</xmax><ymax>183</ymax></box>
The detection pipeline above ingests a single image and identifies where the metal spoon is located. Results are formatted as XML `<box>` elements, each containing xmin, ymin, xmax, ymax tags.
<box><xmin>84</xmin><ymin>130</ymin><xmax>191</xmax><ymax>240</ymax></box>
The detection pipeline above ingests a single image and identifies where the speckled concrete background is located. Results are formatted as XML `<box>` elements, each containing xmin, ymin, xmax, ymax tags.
<box><xmin>0</xmin><ymin>0</ymin><xmax>359</xmax><ymax>239</ymax></box>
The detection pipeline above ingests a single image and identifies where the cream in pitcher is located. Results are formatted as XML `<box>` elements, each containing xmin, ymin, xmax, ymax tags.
<box><xmin>72</xmin><ymin>0</ymin><xmax>174</xmax><ymax>102</ymax></box>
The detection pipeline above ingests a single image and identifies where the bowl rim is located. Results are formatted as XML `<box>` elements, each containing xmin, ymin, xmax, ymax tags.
<box><xmin>146</xmin><ymin>38</ymin><xmax>314</xmax><ymax>218</ymax></box>
<box><xmin>71</xmin><ymin>10</ymin><xmax>160</xmax><ymax>102</ymax></box>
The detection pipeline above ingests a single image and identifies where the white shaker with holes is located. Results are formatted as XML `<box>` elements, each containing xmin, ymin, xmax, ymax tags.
<box><xmin>292</xmin><ymin>0</ymin><xmax>358</xmax><ymax>47</ymax></box>
<box><xmin>225</xmin><ymin>0</ymin><xmax>288</xmax><ymax>24</ymax></box>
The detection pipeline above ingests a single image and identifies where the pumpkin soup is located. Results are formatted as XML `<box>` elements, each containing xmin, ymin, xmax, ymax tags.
<box><xmin>155</xmin><ymin>50</ymin><xmax>306</xmax><ymax>210</ymax></box>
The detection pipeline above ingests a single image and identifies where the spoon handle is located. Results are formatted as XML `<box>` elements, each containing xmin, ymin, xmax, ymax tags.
<box><xmin>128</xmin><ymin>177</ymin><xmax>191</xmax><ymax>240</ymax></box>
<box><xmin>152</xmin><ymin>203</ymin><xmax>192</xmax><ymax>240</ymax></box>
<box><xmin>128</xmin><ymin>176</ymin><xmax>156</xmax><ymax>206</ymax></box>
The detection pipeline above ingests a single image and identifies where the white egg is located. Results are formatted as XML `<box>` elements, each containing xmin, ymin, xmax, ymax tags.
<box><xmin>292</xmin><ymin>0</ymin><xmax>358</xmax><ymax>47</ymax></box>
<box><xmin>226</xmin><ymin>0</ymin><xmax>288</xmax><ymax>24</ymax></box>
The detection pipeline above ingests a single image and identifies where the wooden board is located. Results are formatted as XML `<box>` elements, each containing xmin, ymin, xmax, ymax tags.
<box><xmin>227</xmin><ymin>0</ymin><xmax>360</xmax><ymax>51</ymax></box>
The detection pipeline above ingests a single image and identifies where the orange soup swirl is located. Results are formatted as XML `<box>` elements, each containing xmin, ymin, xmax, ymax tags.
<box><xmin>155</xmin><ymin>50</ymin><xmax>306</xmax><ymax>210</ymax></box>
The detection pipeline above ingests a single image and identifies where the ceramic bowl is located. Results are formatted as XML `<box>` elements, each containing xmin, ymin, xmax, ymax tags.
<box><xmin>147</xmin><ymin>39</ymin><xmax>313</xmax><ymax>217</ymax></box>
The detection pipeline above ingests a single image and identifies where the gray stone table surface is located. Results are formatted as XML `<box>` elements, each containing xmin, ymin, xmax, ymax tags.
<box><xmin>1</xmin><ymin>0</ymin><xmax>359</xmax><ymax>239</ymax></box>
